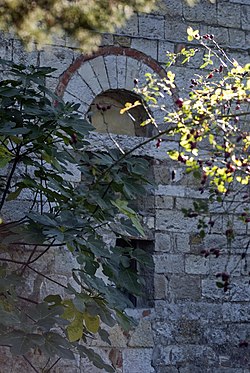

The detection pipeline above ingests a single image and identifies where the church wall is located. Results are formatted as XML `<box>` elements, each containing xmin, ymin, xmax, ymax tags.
<box><xmin>0</xmin><ymin>0</ymin><xmax>250</xmax><ymax>372</ymax></box>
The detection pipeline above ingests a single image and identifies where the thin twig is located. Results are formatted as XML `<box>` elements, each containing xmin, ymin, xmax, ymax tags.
<box><xmin>23</xmin><ymin>356</ymin><xmax>40</xmax><ymax>373</ymax></box>
<box><xmin>46</xmin><ymin>357</ymin><xmax>61</xmax><ymax>372</ymax></box>
<box><xmin>27</xmin><ymin>265</ymin><xmax>68</xmax><ymax>289</ymax></box>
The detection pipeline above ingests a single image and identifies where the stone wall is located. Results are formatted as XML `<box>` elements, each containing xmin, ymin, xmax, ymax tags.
<box><xmin>0</xmin><ymin>0</ymin><xmax>250</xmax><ymax>372</ymax></box>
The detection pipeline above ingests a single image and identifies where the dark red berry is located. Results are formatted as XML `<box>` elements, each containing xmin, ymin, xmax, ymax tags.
<box><xmin>156</xmin><ymin>138</ymin><xmax>162</xmax><ymax>148</ymax></box>
<box><xmin>239</xmin><ymin>340</ymin><xmax>249</xmax><ymax>348</ymax></box>
<box><xmin>175</xmin><ymin>98</ymin><xmax>184</xmax><ymax>108</ymax></box>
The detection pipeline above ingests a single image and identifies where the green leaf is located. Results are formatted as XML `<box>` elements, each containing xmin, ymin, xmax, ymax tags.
<box><xmin>111</xmin><ymin>200</ymin><xmax>144</xmax><ymax>236</ymax></box>
<box><xmin>0</xmin><ymin>331</ymin><xmax>44</xmax><ymax>356</ymax></box>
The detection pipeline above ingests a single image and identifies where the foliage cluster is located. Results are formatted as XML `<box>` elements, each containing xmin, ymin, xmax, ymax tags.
<box><xmin>0</xmin><ymin>60</ymin><xmax>153</xmax><ymax>372</ymax></box>
<box><xmin>134</xmin><ymin>27</ymin><xmax>250</xmax><ymax>288</ymax></box>
<box><xmin>0</xmin><ymin>0</ymin><xmax>156</xmax><ymax>51</ymax></box>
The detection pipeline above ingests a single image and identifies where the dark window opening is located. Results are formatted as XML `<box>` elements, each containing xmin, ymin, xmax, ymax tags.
<box><xmin>116</xmin><ymin>238</ymin><xmax>154</xmax><ymax>308</ymax></box>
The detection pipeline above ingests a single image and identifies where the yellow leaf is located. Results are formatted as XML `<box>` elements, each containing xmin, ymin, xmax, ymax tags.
<box><xmin>67</xmin><ymin>312</ymin><xmax>83</xmax><ymax>342</ymax></box>
<box><xmin>83</xmin><ymin>312</ymin><xmax>100</xmax><ymax>334</ymax></box>
<box><xmin>120</xmin><ymin>101</ymin><xmax>141</xmax><ymax>114</ymax></box>
<box><xmin>62</xmin><ymin>300</ymin><xmax>75</xmax><ymax>320</ymax></box>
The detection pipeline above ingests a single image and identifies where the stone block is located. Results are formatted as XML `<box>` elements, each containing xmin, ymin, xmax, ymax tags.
<box><xmin>12</xmin><ymin>39</ymin><xmax>39</xmax><ymax>66</ymax></box>
<box><xmin>114</xmin><ymin>35</ymin><xmax>131</xmax><ymax>47</ymax></box>
<box><xmin>116</xmin><ymin>55</ymin><xmax>127</xmax><ymax>89</ymax></box>
<box><xmin>209</xmin><ymin>255</ymin><xmax>242</xmax><ymax>277</ymax></box>
<box><xmin>229</xmin><ymin>28</ymin><xmax>247</xmax><ymax>49</ymax></box>
<box><xmin>201</xmin><ymin>25</ymin><xmax>230</xmax><ymax>45</ymax></box>
<box><xmin>104</xmin><ymin>55</ymin><xmax>118</xmax><ymax>89</ymax></box>
<box><xmin>202</xmin><ymin>278</ymin><xmax>230</xmax><ymax>301</ymax></box>
<box><xmin>175</xmin><ymin>197</ymin><xmax>196</xmax><ymax>211</ymax></box>
<box><xmin>183</xmin><ymin>0</ymin><xmax>217</xmax><ymax>24</ymax></box>
<box><xmin>154</xmin><ymin>254</ymin><xmax>184</xmax><ymax>274</ymax></box>
<box><xmin>176</xmin><ymin>233</ymin><xmax>190</xmax><ymax>253</ymax></box>
<box><xmin>155</xmin><ymin>300</ymin><xmax>224</xmax><ymax>321</ymax></box>
<box><xmin>118</xmin><ymin>15</ymin><xmax>139</xmax><ymax>37</ymax></box>
<box><xmin>169</xmin><ymin>274</ymin><xmax>201</xmax><ymax>300</ymax></box>
<box><xmin>153</xmin><ymin>344</ymin><xmax>217</xmax><ymax>367</ymax></box>
<box><xmin>128</xmin><ymin>319</ymin><xmax>154</xmax><ymax>347</ymax></box>
<box><xmin>78</xmin><ymin>61</ymin><xmax>102</xmax><ymax>96</ymax></box>
<box><xmin>156</xmin><ymin>210</ymin><xmax>198</xmax><ymax>232</ymax></box>
<box><xmin>0</xmin><ymin>34</ymin><xmax>13</xmax><ymax>61</ymax></box>
<box><xmin>154</xmin><ymin>274</ymin><xmax>167</xmax><ymax>299</ymax></box>
<box><xmin>101</xmin><ymin>33</ymin><xmax>114</xmax><ymax>46</ymax></box>
<box><xmin>241</xmin><ymin>5</ymin><xmax>250</xmax><ymax>31</ymax></box>
<box><xmin>185</xmin><ymin>254</ymin><xmax>209</xmax><ymax>275</ymax></box>
<box><xmin>157</xmin><ymin>0</ymin><xmax>183</xmax><ymax>17</ymax></box>
<box><xmin>155</xmin><ymin>196</ymin><xmax>174</xmax><ymax>209</ymax></box>
<box><xmin>228</xmin><ymin>50</ymin><xmax>249</xmax><ymax>66</ymax></box>
<box><xmin>131</xmin><ymin>38</ymin><xmax>158</xmax><ymax>60</ymax></box>
<box><xmin>158</xmin><ymin>40</ymin><xmax>175</xmax><ymax>63</ymax></box>
<box><xmin>139</xmin><ymin>15</ymin><xmax>165</xmax><ymax>39</ymax></box>
<box><xmin>155</xmin><ymin>232</ymin><xmax>173</xmax><ymax>252</ymax></box>
<box><xmin>89</xmin><ymin>56</ymin><xmax>110</xmax><ymax>91</ymax></box>
<box><xmin>66</xmin><ymin>70</ymin><xmax>95</xmax><ymax>106</ymax></box>
<box><xmin>217</xmin><ymin>2</ymin><xmax>242</xmax><ymax>28</ymax></box>
<box><xmin>123</xmin><ymin>348</ymin><xmax>154</xmax><ymax>373</ymax></box>
<box><xmin>39</xmin><ymin>46</ymin><xmax>74</xmax><ymax>78</ymax></box>
<box><xmin>165</xmin><ymin>18</ymin><xmax>200</xmax><ymax>42</ymax></box>
<box><xmin>222</xmin><ymin>303</ymin><xmax>250</xmax><ymax>322</ymax></box>
<box><xmin>125</xmin><ymin>56</ymin><xmax>140</xmax><ymax>90</ymax></box>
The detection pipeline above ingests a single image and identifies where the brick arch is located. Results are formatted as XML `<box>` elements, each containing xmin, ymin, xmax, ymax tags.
<box><xmin>56</xmin><ymin>46</ymin><xmax>168</xmax><ymax>99</ymax></box>
<box><xmin>54</xmin><ymin>46</ymin><xmax>178</xmax><ymax>115</ymax></box>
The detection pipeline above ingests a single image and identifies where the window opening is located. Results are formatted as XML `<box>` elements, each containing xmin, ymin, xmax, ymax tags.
<box><xmin>88</xmin><ymin>89</ymin><xmax>152</xmax><ymax>137</ymax></box>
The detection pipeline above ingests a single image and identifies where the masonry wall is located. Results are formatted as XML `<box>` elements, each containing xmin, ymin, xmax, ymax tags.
<box><xmin>0</xmin><ymin>0</ymin><xmax>250</xmax><ymax>372</ymax></box>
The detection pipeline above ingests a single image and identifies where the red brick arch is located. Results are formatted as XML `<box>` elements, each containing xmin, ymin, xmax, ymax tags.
<box><xmin>56</xmin><ymin>46</ymin><xmax>168</xmax><ymax>97</ymax></box>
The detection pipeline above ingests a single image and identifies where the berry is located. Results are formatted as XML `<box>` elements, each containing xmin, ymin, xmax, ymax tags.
<box><xmin>221</xmin><ymin>272</ymin><xmax>229</xmax><ymax>282</ymax></box>
<box><xmin>156</xmin><ymin>138</ymin><xmax>162</xmax><ymax>148</ymax></box>
<box><xmin>70</xmin><ymin>133</ymin><xmax>78</xmax><ymax>144</ymax></box>
<box><xmin>239</xmin><ymin>340</ymin><xmax>249</xmax><ymax>348</ymax></box>
<box><xmin>178</xmin><ymin>154</ymin><xmax>187</xmax><ymax>163</ymax></box>
<box><xmin>175</xmin><ymin>98</ymin><xmax>184</xmax><ymax>108</ymax></box>
<box><xmin>207</xmin><ymin>73</ymin><xmax>214</xmax><ymax>79</ymax></box>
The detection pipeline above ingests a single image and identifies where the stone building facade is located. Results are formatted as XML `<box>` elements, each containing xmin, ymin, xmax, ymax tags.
<box><xmin>1</xmin><ymin>0</ymin><xmax>250</xmax><ymax>372</ymax></box>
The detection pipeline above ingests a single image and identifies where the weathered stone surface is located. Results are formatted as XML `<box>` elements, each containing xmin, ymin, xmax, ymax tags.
<box><xmin>129</xmin><ymin>319</ymin><xmax>154</xmax><ymax>347</ymax></box>
<box><xmin>138</xmin><ymin>15</ymin><xmax>165</xmax><ymax>39</ymax></box>
<box><xmin>1</xmin><ymin>1</ymin><xmax>250</xmax><ymax>372</ymax></box>
<box><xmin>154</xmin><ymin>254</ymin><xmax>184</xmax><ymax>274</ymax></box>
<box><xmin>131</xmin><ymin>38</ymin><xmax>158</xmax><ymax>60</ymax></box>
<box><xmin>155</xmin><ymin>232</ymin><xmax>172</xmax><ymax>252</ymax></box>
<box><xmin>123</xmin><ymin>348</ymin><xmax>155</xmax><ymax>373</ymax></box>
<box><xmin>168</xmin><ymin>274</ymin><xmax>201</xmax><ymax>300</ymax></box>
<box><xmin>185</xmin><ymin>254</ymin><xmax>209</xmax><ymax>275</ymax></box>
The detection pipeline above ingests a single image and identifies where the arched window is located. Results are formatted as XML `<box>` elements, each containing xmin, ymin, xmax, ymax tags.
<box><xmin>88</xmin><ymin>89</ymin><xmax>152</xmax><ymax>137</ymax></box>
<box><xmin>56</xmin><ymin>46</ymin><xmax>168</xmax><ymax>138</ymax></box>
